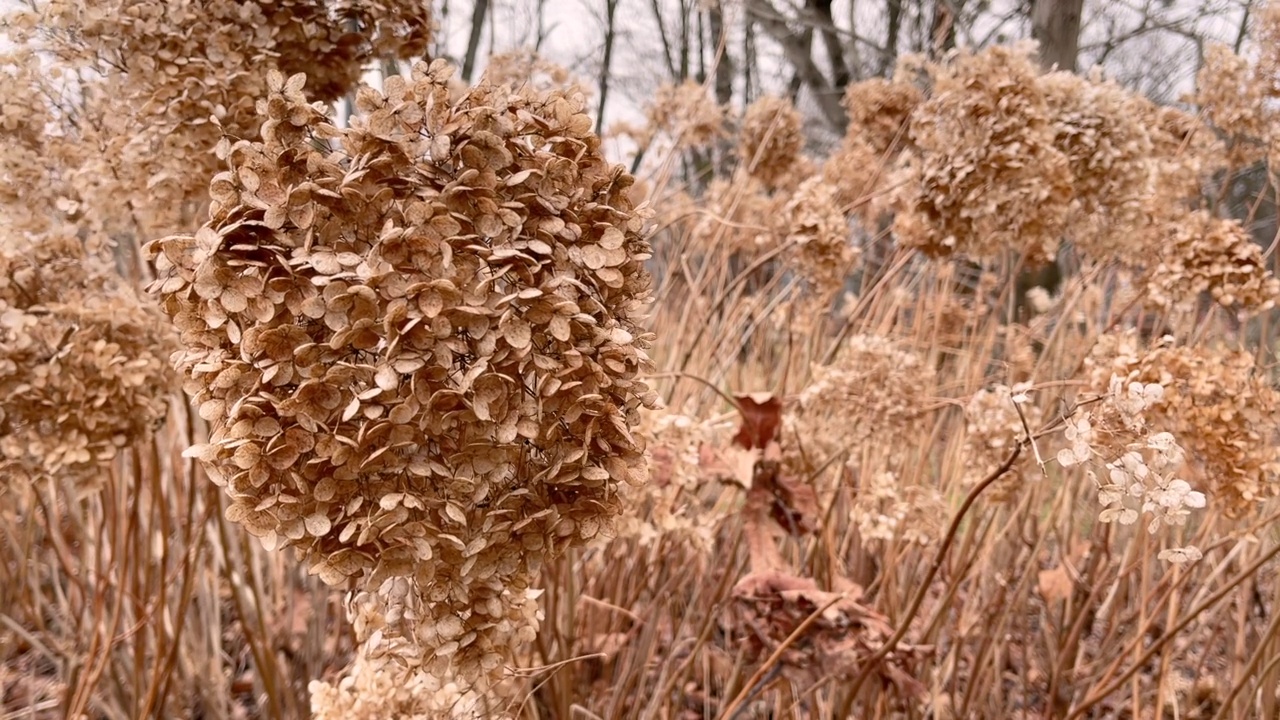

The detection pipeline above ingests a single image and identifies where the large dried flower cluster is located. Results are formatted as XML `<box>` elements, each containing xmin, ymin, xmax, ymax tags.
<box><xmin>5</xmin><ymin>0</ymin><xmax>432</xmax><ymax>240</ymax></box>
<box><xmin>483</xmin><ymin>50</ymin><xmax>583</xmax><ymax>95</ymax></box>
<box><xmin>783</xmin><ymin>177</ymin><xmax>856</xmax><ymax>294</ymax></box>
<box><xmin>892</xmin><ymin>45</ymin><xmax>1074</xmax><ymax>263</ymax></box>
<box><xmin>1147</xmin><ymin>211</ymin><xmax>1280</xmax><ymax>314</ymax></box>
<box><xmin>1040</xmin><ymin>71</ymin><xmax>1154</xmax><ymax>261</ymax></box>
<box><xmin>1193</xmin><ymin>44</ymin><xmax>1270</xmax><ymax>168</ymax></box>
<box><xmin>642</xmin><ymin>80</ymin><xmax>725</xmax><ymax>150</ymax></box>
<box><xmin>823</xmin><ymin>78</ymin><xmax>922</xmax><ymax>222</ymax></box>
<box><xmin>737</xmin><ymin>95</ymin><xmax>805</xmax><ymax>189</ymax></box>
<box><xmin>850</xmin><ymin>467</ymin><xmax>944</xmax><ymax>546</ymax></box>
<box><xmin>0</xmin><ymin>53</ymin><xmax>74</xmax><ymax>237</ymax></box>
<box><xmin>1086</xmin><ymin>333</ymin><xmax>1280</xmax><ymax>516</ymax></box>
<box><xmin>1256</xmin><ymin>2</ymin><xmax>1280</xmax><ymax>89</ymax></box>
<box><xmin>841</xmin><ymin>77</ymin><xmax>923</xmax><ymax>157</ymax></box>
<box><xmin>148</xmin><ymin>65</ymin><xmax>656</xmax><ymax>684</ymax></box>
<box><xmin>310</xmin><ymin>579</ymin><xmax>540</xmax><ymax>718</ymax></box>
<box><xmin>1056</xmin><ymin>373</ymin><xmax>1206</xmax><ymax>560</ymax></box>
<box><xmin>1142</xmin><ymin>104</ymin><xmax>1224</xmax><ymax>212</ymax></box>
<box><xmin>790</xmin><ymin>334</ymin><xmax>932</xmax><ymax>461</ymax></box>
<box><xmin>0</xmin><ymin>233</ymin><xmax>175</xmax><ymax>484</ymax></box>
<box><xmin>619</xmin><ymin>411</ymin><xmax>728</xmax><ymax>551</ymax></box>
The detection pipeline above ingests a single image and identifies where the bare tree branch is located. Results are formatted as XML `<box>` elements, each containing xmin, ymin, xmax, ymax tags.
<box><xmin>745</xmin><ymin>0</ymin><xmax>848</xmax><ymax>131</ymax></box>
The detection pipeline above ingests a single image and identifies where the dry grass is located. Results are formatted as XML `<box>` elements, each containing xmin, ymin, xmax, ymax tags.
<box><xmin>5</xmin><ymin>4</ymin><xmax>1280</xmax><ymax>719</ymax></box>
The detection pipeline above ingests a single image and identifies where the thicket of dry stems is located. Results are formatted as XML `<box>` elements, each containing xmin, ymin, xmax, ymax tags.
<box><xmin>4</xmin><ymin>1</ymin><xmax>1280</xmax><ymax>719</ymax></box>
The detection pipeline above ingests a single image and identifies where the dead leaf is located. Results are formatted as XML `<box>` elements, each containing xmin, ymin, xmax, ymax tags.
<box><xmin>732</xmin><ymin>392</ymin><xmax>783</xmax><ymax>450</ymax></box>
<box><xmin>1037</xmin><ymin>564</ymin><xmax>1073</xmax><ymax>605</ymax></box>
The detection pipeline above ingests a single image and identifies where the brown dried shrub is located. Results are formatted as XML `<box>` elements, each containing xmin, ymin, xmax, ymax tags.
<box><xmin>1193</xmin><ymin>44</ymin><xmax>1270</xmax><ymax>168</ymax></box>
<box><xmin>1040</xmin><ymin>71</ymin><xmax>1154</xmax><ymax>261</ymax></box>
<box><xmin>823</xmin><ymin>77</ymin><xmax>922</xmax><ymax>221</ymax></box>
<box><xmin>4</xmin><ymin>0</ymin><xmax>432</xmax><ymax>240</ymax></box>
<box><xmin>783</xmin><ymin>176</ymin><xmax>857</xmax><ymax>295</ymax></box>
<box><xmin>0</xmin><ymin>233</ymin><xmax>176</xmax><ymax>484</ymax></box>
<box><xmin>642</xmin><ymin>80</ymin><xmax>725</xmax><ymax>150</ymax></box>
<box><xmin>148</xmin><ymin>63</ymin><xmax>657</xmax><ymax>684</ymax></box>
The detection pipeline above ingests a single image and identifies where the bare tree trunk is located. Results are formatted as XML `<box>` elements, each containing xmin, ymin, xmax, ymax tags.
<box><xmin>929</xmin><ymin>0</ymin><xmax>963</xmax><ymax>59</ymax></box>
<box><xmin>744</xmin><ymin>17</ymin><xmax>757</xmax><ymax>103</ymax></box>
<box><xmin>596</xmin><ymin>0</ymin><xmax>621</xmax><ymax>135</ymax></box>
<box><xmin>679</xmin><ymin>0</ymin><xmax>691</xmax><ymax>80</ymax></box>
<box><xmin>809</xmin><ymin>0</ymin><xmax>850</xmax><ymax>91</ymax></box>
<box><xmin>881</xmin><ymin>0</ymin><xmax>902</xmax><ymax>76</ymax></box>
<box><xmin>708</xmin><ymin>1</ymin><xmax>734</xmax><ymax>106</ymax></box>
<box><xmin>647</xmin><ymin>0</ymin><xmax>678</xmax><ymax>78</ymax></box>
<box><xmin>534</xmin><ymin>0</ymin><xmax>550</xmax><ymax>52</ymax></box>
<box><xmin>461</xmin><ymin>0</ymin><xmax>490</xmax><ymax>82</ymax></box>
<box><xmin>1031</xmin><ymin>0</ymin><xmax>1084</xmax><ymax>72</ymax></box>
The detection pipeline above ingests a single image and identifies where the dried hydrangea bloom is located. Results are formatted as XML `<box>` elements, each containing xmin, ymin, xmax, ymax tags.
<box><xmin>1255</xmin><ymin>2</ymin><xmax>1280</xmax><ymax>98</ymax></box>
<box><xmin>823</xmin><ymin>78</ymin><xmax>922</xmax><ymax>223</ymax></box>
<box><xmin>842</xmin><ymin>77</ymin><xmax>923</xmax><ymax>158</ymax></box>
<box><xmin>790</xmin><ymin>334</ymin><xmax>932</xmax><ymax>464</ymax></box>
<box><xmin>5</xmin><ymin>0</ymin><xmax>432</xmax><ymax>241</ymax></box>
<box><xmin>849</xmin><ymin>467</ymin><xmax>944</xmax><ymax>546</ymax></box>
<box><xmin>483</xmin><ymin>50</ymin><xmax>583</xmax><ymax>95</ymax></box>
<box><xmin>893</xmin><ymin>45</ymin><xmax>1073</xmax><ymax>263</ymax></box>
<box><xmin>1193</xmin><ymin>44</ymin><xmax>1270</xmax><ymax>168</ymax></box>
<box><xmin>0</xmin><ymin>233</ymin><xmax>175</xmax><ymax>485</ymax></box>
<box><xmin>783</xmin><ymin>177</ymin><xmax>857</xmax><ymax>295</ymax></box>
<box><xmin>643</xmin><ymin>80</ymin><xmax>725</xmax><ymax>150</ymax></box>
<box><xmin>309</xmin><ymin>578</ymin><xmax>539</xmax><ymax>717</ymax></box>
<box><xmin>148</xmin><ymin>64</ymin><xmax>656</xmax><ymax>685</ymax></box>
<box><xmin>1141</xmin><ymin>103</ymin><xmax>1225</xmax><ymax>218</ymax></box>
<box><xmin>964</xmin><ymin>383</ymin><xmax>1042</xmax><ymax>500</ymax></box>
<box><xmin>1087</xmin><ymin>333</ymin><xmax>1280</xmax><ymax>517</ymax></box>
<box><xmin>738</xmin><ymin>96</ymin><xmax>805</xmax><ymax>190</ymax></box>
<box><xmin>1147</xmin><ymin>211</ymin><xmax>1280</xmax><ymax>314</ymax></box>
<box><xmin>1040</xmin><ymin>71</ymin><xmax>1154</xmax><ymax>262</ymax></box>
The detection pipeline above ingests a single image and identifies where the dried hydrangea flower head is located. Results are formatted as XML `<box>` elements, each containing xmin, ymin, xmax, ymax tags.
<box><xmin>1039</xmin><ymin>71</ymin><xmax>1154</xmax><ymax>262</ymax></box>
<box><xmin>643</xmin><ymin>80</ymin><xmax>725</xmax><ymax>150</ymax></box>
<box><xmin>1147</xmin><ymin>211</ymin><xmax>1280</xmax><ymax>314</ymax></box>
<box><xmin>823</xmin><ymin>77</ymin><xmax>922</xmax><ymax>222</ymax></box>
<box><xmin>737</xmin><ymin>95</ymin><xmax>805</xmax><ymax>190</ymax></box>
<box><xmin>4</xmin><ymin>0</ymin><xmax>432</xmax><ymax>242</ymax></box>
<box><xmin>148</xmin><ymin>63</ymin><xmax>657</xmax><ymax>685</ymax></box>
<box><xmin>1193</xmin><ymin>44</ymin><xmax>1270</xmax><ymax>168</ymax></box>
<box><xmin>892</xmin><ymin>44</ymin><xmax>1073</xmax><ymax>263</ymax></box>
<box><xmin>1</xmin><ymin>233</ymin><xmax>176</xmax><ymax>485</ymax></box>
<box><xmin>790</xmin><ymin>333</ymin><xmax>932</xmax><ymax>462</ymax></box>
<box><xmin>783</xmin><ymin>177</ymin><xmax>857</xmax><ymax>295</ymax></box>
<box><xmin>1086</xmin><ymin>333</ymin><xmax>1280</xmax><ymax>517</ymax></box>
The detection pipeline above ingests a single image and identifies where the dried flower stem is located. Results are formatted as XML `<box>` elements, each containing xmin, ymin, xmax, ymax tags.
<box><xmin>1066</xmin><ymin>538</ymin><xmax>1280</xmax><ymax>719</ymax></box>
<box><xmin>715</xmin><ymin>592</ymin><xmax>846</xmax><ymax>720</ymax></box>
<box><xmin>842</xmin><ymin>439</ymin><xmax>1025</xmax><ymax>705</ymax></box>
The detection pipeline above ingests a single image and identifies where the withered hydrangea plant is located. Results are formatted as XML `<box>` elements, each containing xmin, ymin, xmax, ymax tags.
<box><xmin>1</xmin><ymin>233</ymin><xmax>175</xmax><ymax>486</ymax></box>
<box><xmin>892</xmin><ymin>44</ymin><xmax>1074</xmax><ymax>263</ymax></box>
<box><xmin>147</xmin><ymin>63</ymin><xmax>658</xmax><ymax>688</ymax></box>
